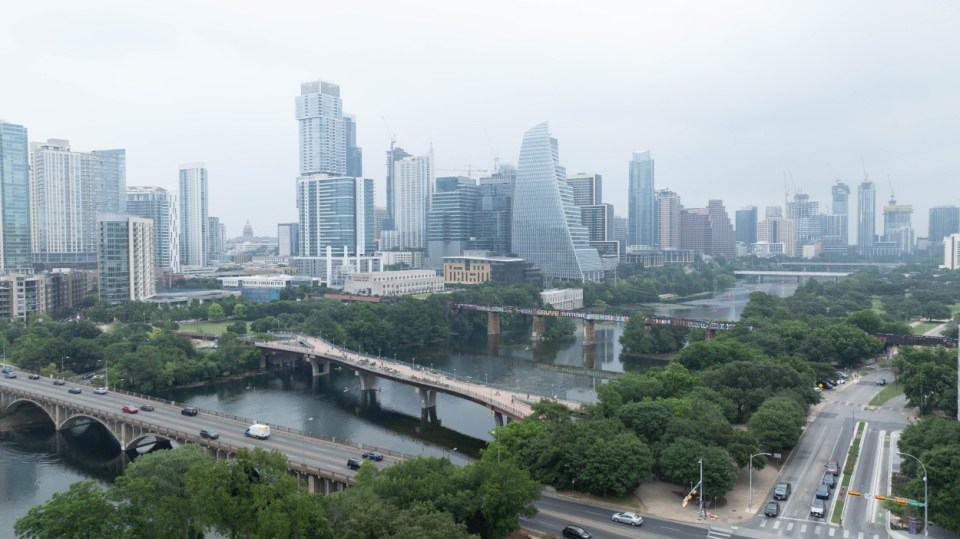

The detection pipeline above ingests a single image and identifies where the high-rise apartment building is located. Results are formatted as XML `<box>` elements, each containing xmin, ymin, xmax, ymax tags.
<box><xmin>427</xmin><ymin>176</ymin><xmax>479</xmax><ymax>268</ymax></box>
<box><xmin>735</xmin><ymin>206</ymin><xmax>758</xmax><ymax>246</ymax></box>
<box><xmin>883</xmin><ymin>198</ymin><xmax>914</xmax><ymax>254</ymax></box>
<box><xmin>344</xmin><ymin>113</ymin><xmax>362</xmax><ymax>178</ymax></box>
<box><xmin>786</xmin><ymin>193</ymin><xmax>820</xmax><ymax>257</ymax></box>
<box><xmin>471</xmin><ymin>167</ymin><xmax>514</xmax><ymax>254</ymax></box>
<box><xmin>277</xmin><ymin>223</ymin><xmax>299</xmax><ymax>257</ymax></box>
<box><xmin>680</xmin><ymin>208</ymin><xmax>711</xmax><ymax>253</ymax></box>
<box><xmin>126</xmin><ymin>186</ymin><xmax>178</xmax><ymax>272</ymax></box>
<box><xmin>178</xmin><ymin>163</ymin><xmax>208</xmax><ymax>267</ymax></box>
<box><xmin>567</xmin><ymin>173</ymin><xmax>613</xmax><ymax>243</ymax></box>
<box><xmin>393</xmin><ymin>151</ymin><xmax>434</xmax><ymax>250</ymax></box>
<box><xmin>97</xmin><ymin>214</ymin><xmax>155</xmax><ymax>304</ymax></box>
<box><xmin>831</xmin><ymin>180</ymin><xmax>850</xmax><ymax>245</ymax></box>
<box><xmin>0</xmin><ymin>121</ymin><xmax>33</xmax><ymax>272</ymax></box>
<box><xmin>511</xmin><ymin>123</ymin><xmax>602</xmax><ymax>282</ymax></box>
<box><xmin>613</xmin><ymin>216</ymin><xmax>628</xmax><ymax>249</ymax></box>
<box><xmin>707</xmin><ymin>200</ymin><xmax>736</xmax><ymax>258</ymax></box>
<box><xmin>384</xmin><ymin>146</ymin><xmax>412</xmax><ymax>231</ymax></box>
<box><xmin>857</xmin><ymin>181</ymin><xmax>876</xmax><ymax>256</ymax></box>
<box><xmin>567</xmin><ymin>173</ymin><xmax>602</xmax><ymax>206</ymax></box>
<box><xmin>758</xmin><ymin>206</ymin><xmax>796</xmax><ymax>256</ymax></box>
<box><xmin>296</xmin><ymin>175</ymin><xmax>374</xmax><ymax>257</ymax></box>
<box><xmin>657</xmin><ymin>189</ymin><xmax>682</xmax><ymax>249</ymax></box>
<box><xmin>91</xmin><ymin>149</ymin><xmax>126</xmax><ymax>214</ymax></box>
<box><xmin>296</xmin><ymin>80</ymin><xmax>345</xmax><ymax>176</ymax></box>
<box><xmin>944</xmin><ymin>233</ymin><xmax>960</xmax><ymax>270</ymax></box>
<box><xmin>929</xmin><ymin>206</ymin><xmax>960</xmax><ymax>247</ymax></box>
<box><xmin>208</xmin><ymin>216</ymin><xmax>225</xmax><ymax>262</ymax></box>
<box><xmin>628</xmin><ymin>151</ymin><xmax>656</xmax><ymax>248</ymax></box>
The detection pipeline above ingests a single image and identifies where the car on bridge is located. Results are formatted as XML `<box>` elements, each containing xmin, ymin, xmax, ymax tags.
<box><xmin>53</xmin><ymin>379</ymin><xmax>66</xmax><ymax>386</ymax></box>
<box><xmin>68</xmin><ymin>387</ymin><xmax>82</xmax><ymax>394</ymax></box>
<box><xmin>362</xmin><ymin>451</ymin><xmax>383</xmax><ymax>461</ymax></box>
<box><xmin>94</xmin><ymin>387</ymin><xmax>108</xmax><ymax>395</ymax></box>
<box><xmin>181</xmin><ymin>406</ymin><xmax>199</xmax><ymax>416</ymax></box>
<box><xmin>611</xmin><ymin>512</ymin><xmax>643</xmax><ymax>526</ymax></box>
<box><xmin>122</xmin><ymin>405</ymin><xmax>139</xmax><ymax>414</ymax></box>
<box><xmin>140</xmin><ymin>404</ymin><xmax>155</xmax><ymax>412</ymax></box>
<box><xmin>3</xmin><ymin>371</ymin><xmax>16</xmax><ymax>379</ymax></box>
<box><xmin>28</xmin><ymin>373</ymin><xmax>40</xmax><ymax>380</ymax></box>
<box><xmin>347</xmin><ymin>458</ymin><xmax>362</xmax><ymax>470</ymax></box>
<box><xmin>200</xmin><ymin>429</ymin><xmax>220</xmax><ymax>440</ymax></box>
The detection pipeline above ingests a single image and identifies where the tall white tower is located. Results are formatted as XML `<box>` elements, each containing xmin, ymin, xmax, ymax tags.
<box><xmin>296</xmin><ymin>80</ymin><xmax>345</xmax><ymax>176</ymax></box>
<box><xmin>178</xmin><ymin>163</ymin><xmax>208</xmax><ymax>267</ymax></box>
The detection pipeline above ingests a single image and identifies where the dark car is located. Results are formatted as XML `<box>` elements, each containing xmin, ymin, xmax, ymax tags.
<box><xmin>347</xmin><ymin>458</ymin><xmax>362</xmax><ymax>470</ymax></box>
<box><xmin>53</xmin><ymin>379</ymin><xmax>66</xmax><ymax>386</ymax></box>
<box><xmin>826</xmin><ymin>459</ymin><xmax>839</xmax><ymax>476</ymax></box>
<box><xmin>139</xmin><ymin>404</ymin><xmax>155</xmax><ymax>412</ymax></box>
<box><xmin>361</xmin><ymin>451</ymin><xmax>384</xmax><ymax>461</ymax></box>
<box><xmin>773</xmin><ymin>481</ymin><xmax>792</xmax><ymax>500</ymax></box>
<box><xmin>877</xmin><ymin>377</ymin><xmax>887</xmax><ymax>386</ymax></box>
<box><xmin>561</xmin><ymin>525</ymin><xmax>592</xmax><ymax>539</ymax></box>
<box><xmin>200</xmin><ymin>429</ymin><xmax>219</xmax><ymax>440</ymax></box>
<box><xmin>82</xmin><ymin>372</ymin><xmax>97</xmax><ymax>380</ymax></box>
<box><xmin>181</xmin><ymin>406</ymin><xmax>199</xmax><ymax>416</ymax></box>
<box><xmin>28</xmin><ymin>373</ymin><xmax>40</xmax><ymax>380</ymax></box>
<box><xmin>815</xmin><ymin>484</ymin><xmax>830</xmax><ymax>500</ymax></box>
<box><xmin>68</xmin><ymin>387</ymin><xmax>82</xmax><ymax>394</ymax></box>
<box><xmin>822</xmin><ymin>472</ymin><xmax>836</xmax><ymax>489</ymax></box>
<box><xmin>764</xmin><ymin>501</ymin><xmax>781</xmax><ymax>517</ymax></box>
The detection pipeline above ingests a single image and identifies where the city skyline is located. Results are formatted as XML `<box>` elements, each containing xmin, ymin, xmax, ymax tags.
<box><xmin>2</xmin><ymin>1</ymin><xmax>958</xmax><ymax>237</ymax></box>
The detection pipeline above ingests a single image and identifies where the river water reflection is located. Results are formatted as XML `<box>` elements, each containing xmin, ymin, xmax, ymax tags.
<box><xmin>0</xmin><ymin>281</ymin><xmax>798</xmax><ymax>533</ymax></box>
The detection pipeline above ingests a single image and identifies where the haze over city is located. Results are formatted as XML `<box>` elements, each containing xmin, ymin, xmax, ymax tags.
<box><xmin>2</xmin><ymin>0</ymin><xmax>958</xmax><ymax>237</ymax></box>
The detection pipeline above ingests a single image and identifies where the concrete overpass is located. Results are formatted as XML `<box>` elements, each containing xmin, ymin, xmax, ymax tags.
<box><xmin>734</xmin><ymin>270</ymin><xmax>851</xmax><ymax>282</ymax></box>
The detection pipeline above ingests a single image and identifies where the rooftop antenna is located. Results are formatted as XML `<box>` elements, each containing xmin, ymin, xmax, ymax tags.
<box><xmin>484</xmin><ymin>129</ymin><xmax>500</xmax><ymax>174</ymax></box>
<box><xmin>860</xmin><ymin>157</ymin><xmax>869</xmax><ymax>182</ymax></box>
<box><xmin>888</xmin><ymin>174</ymin><xmax>896</xmax><ymax>204</ymax></box>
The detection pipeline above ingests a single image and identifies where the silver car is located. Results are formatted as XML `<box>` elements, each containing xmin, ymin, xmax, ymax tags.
<box><xmin>611</xmin><ymin>512</ymin><xmax>643</xmax><ymax>526</ymax></box>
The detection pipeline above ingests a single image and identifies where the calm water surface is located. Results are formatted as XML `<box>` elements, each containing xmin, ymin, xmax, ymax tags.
<box><xmin>0</xmin><ymin>281</ymin><xmax>798</xmax><ymax>534</ymax></box>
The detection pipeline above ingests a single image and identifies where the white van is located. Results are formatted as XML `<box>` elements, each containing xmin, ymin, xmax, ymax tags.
<box><xmin>245</xmin><ymin>423</ymin><xmax>270</xmax><ymax>439</ymax></box>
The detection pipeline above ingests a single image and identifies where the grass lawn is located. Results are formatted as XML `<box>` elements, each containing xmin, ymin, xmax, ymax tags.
<box><xmin>910</xmin><ymin>322</ymin><xmax>940</xmax><ymax>335</ymax></box>
<box><xmin>869</xmin><ymin>383</ymin><xmax>904</xmax><ymax>406</ymax></box>
<box><xmin>179</xmin><ymin>321</ymin><xmax>232</xmax><ymax>335</ymax></box>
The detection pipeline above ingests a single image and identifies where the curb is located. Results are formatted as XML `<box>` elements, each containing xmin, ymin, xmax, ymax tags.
<box><xmin>835</xmin><ymin>420</ymin><xmax>867</xmax><ymax>526</ymax></box>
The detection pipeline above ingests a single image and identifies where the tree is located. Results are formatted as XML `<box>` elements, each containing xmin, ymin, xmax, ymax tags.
<box><xmin>207</xmin><ymin>303</ymin><xmax>225</xmax><ymax>321</ymax></box>
<box><xmin>232</xmin><ymin>303</ymin><xmax>248</xmax><ymax>318</ymax></box>
<box><xmin>15</xmin><ymin>481</ymin><xmax>122</xmax><ymax>539</ymax></box>
<box><xmin>658</xmin><ymin>438</ymin><xmax>738</xmax><ymax>497</ymax></box>
<box><xmin>226</xmin><ymin>321</ymin><xmax>248</xmax><ymax>335</ymax></box>
<box><xmin>616</xmin><ymin>401</ymin><xmax>672</xmax><ymax>444</ymax></box>
<box><xmin>676</xmin><ymin>338</ymin><xmax>764</xmax><ymax>371</ymax></box>
<box><xmin>747</xmin><ymin>396</ymin><xmax>805</xmax><ymax>450</ymax></box>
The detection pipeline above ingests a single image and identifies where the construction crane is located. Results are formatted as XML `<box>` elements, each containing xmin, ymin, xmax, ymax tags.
<box><xmin>381</xmin><ymin>116</ymin><xmax>397</xmax><ymax>153</ymax></box>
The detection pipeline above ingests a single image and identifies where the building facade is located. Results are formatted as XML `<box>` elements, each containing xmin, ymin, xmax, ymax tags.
<box><xmin>277</xmin><ymin>222</ymin><xmax>299</xmax><ymax>257</ymax></box>
<box><xmin>929</xmin><ymin>206</ymin><xmax>959</xmax><ymax>250</ymax></box>
<box><xmin>944</xmin><ymin>233</ymin><xmax>960</xmax><ymax>270</ymax></box>
<box><xmin>0</xmin><ymin>121</ymin><xmax>33</xmax><ymax>272</ymax></box>
<box><xmin>393</xmin><ymin>151</ymin><xmax>434</xmax><ymax>250</ymax></box>
<box><xmin>511</xmin><ymin>123</ymin><xmax>602</xmax><ymax>282</ymax></box>
<box><xmin>857</xmin><ymin>181</ymin><xmax>876</xmax><ymax>256</ymax></box>
<box><xmin>384</xmin><ymin>146</ymin><xmax>412</xmax><ymax>232</ymax></box>
<box><xmin>126</xmin><ymin>186</ymin><xmax>178</xmax><ymax>272</ymax></box>
<box><xmin>344</xmin><ymin>269</ymin><xmax>444</xmax><ymax>297</ymax></box>
<box><xmin>207</xmin><ymin>216</ymin><xmax>225</xmax><ymax>262</ymax></box>
<box><xmin>628</xmin><ymin>151</ymin><xmax>655</xmax><ymax>248</ymax></box>
<box><xmin>883</xmin><ymin>199</ymin><xmax>914</xmax><ymax>254</ymax></box>
<box><xmin>296</xmin><ymin>80</ymin><xmax>345</xmax><ymax>176</ymax></box>
<box><xmin>442</xmin><ymin>255</ymin><xmax>536</xmax><ymax>285</ymax></box>
<box><xmin>427</xmin><ymin>176</ymin><xmax>479</xmax><ymax>268</ymax></box>
<box><xmin>178</xmin><ymin>163</ymin><xmax>208</xmax><ymax>267</ymax></box>
<box><xmin>657</xmin><ymin>189</ymin><xmax>682</xmax><ymax>249</ymax></box>
<box><xmin>344</xmin><ymin>113</ymin><xmax>362</xmax><ymax>178</ymax></box>
<box><xmin>297</xmin><ymin>175</ymin><xmax>374</xmax><ymax>257</ymax></box>
<box><xmin>735</xmin><ymin>206</ymin><xmax>758</xmax><ymax>246</ymax></box>
<box><xmin>97</xmin><ymin>214</ymin><xmax>155</xmax><ymax>304</ymax></box>
<box><xmin>470</xmin><ymin>168</ymin><xmax>514</xmax><ymax>254</ymax></box>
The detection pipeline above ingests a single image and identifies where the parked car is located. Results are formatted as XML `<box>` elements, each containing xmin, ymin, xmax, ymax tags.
<box><xmin>822</xmin><ymin>472</ymin><xmax>836</xmax><ymax>489</ymax></box>
<box><xmin>139</xmin><ymin>404</ymin><xmax>155</xmax><ymax>412</ymax></box>
<box><xmin>347</xmin><ymin>458</ymin><xmax>362</xmax><ymax>470</ymax></box>
<box><xmin>561</xmin><ymin>525</ymin><xmax>592</xmax><ymax>539</ymax></box>
<box><xmin>877</xmin><ymin>377</ymin><xmax>887</xmax><ymax>386</ymax></box>
<box><xmin>94</xmin><ymin>387</ymin><xmax>107</xmax><ymax>395</ymax></box>
<box><xmin>362</xmin><ymin>451</ymin><xmax>384</xmax><ymax>461</ymax></box>
<box><xmin>810</xmin><ymin>498</ymin><xmax>826</xmax><ymax>518</ymax></box>
<box><xmin>68</xmin><ymin>387</ymin><xmax>82</xmax><ymax>394</ymax></box>
<box><xmin>122</xmin><ymin>405</ymin><xmax>139</xmax><ymax>414</ymax></box>
<box><xmin>815</xmin><ymin>484</ymin><xmax>830</xmax><ymax>500</ymax></box>
<box><xmin>53</xmin><ymin>379</ymin><xmax>66</xmax><ymax>386</ymax></box>
<box><xmin>773</xmin><ymin>482</ymin><xmax>792</xmax><ymax>500</ymax></box>
<box><xmin>181</xmin><ymin>406</ymin><xmax>199</xmax><ymax>416</ymax></box>
<box><xmin>28</xmin><ymin>373</ymin><xmax>40</xmax><ymax>380</ymax></box>
<box><xmin>826</xmin><ymin>459</ymin><xmax>840</xmax><ymax>476</ymax></box>
<box><xmin>764</xmin><ymin>501</ymin><xmax>781</xmax><ymax>517</ymax></box>
<box><xmin>200</xmin><ymin>429</ymin><xmax>220</xmax><ymax>440</ymax></box>
<box><xmin>611</xmin><ymin>512</ymin><xmax>643</xmax><ymax>526</ymax></box>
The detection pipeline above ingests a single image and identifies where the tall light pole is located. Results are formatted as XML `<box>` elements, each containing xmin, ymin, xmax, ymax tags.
<box><xmin>899</xmin><ymin>452</ymin><xmax>928</xmax><ymax>537</ymax></box>
<box><xmin>698</xmin><ymin>458</ymin><xmax>705</xmax><ymax>520</ymax></box>
<box><xmin>490</xmin><ymin>429</ymin><xmax>500</xmax><ymax>463</ymax></box>
<box><xmin>749</xmin><ymin>452</ymin><xmax>772</xmax><ymax>512</ymax></box>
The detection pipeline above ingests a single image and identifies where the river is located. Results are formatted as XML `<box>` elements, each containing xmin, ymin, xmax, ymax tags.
<box><xmin>0</xmin><ymin>281</ymin><xmax>798</xmax><ymax>534</ymax></box>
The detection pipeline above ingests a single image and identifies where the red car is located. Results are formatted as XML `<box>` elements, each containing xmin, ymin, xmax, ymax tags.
<box><xmin>122</xmin><ymin>405</ymin><xmax>139</xmax><ymax>414</ymax></box>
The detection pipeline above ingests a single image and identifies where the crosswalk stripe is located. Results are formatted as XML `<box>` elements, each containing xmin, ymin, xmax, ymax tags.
<box><xmin>787</xmin><ymin>522</ymin><xmax>794</xmax><ymax>531</ymax></box>
<box><xmin>773</xmin><ymin>520</ymin><xmax>781</xmax><ymax>529</ymax></box>
<box><xmin>843</xmin><ymin>530</ymin><xmax>850</xmax><ymax>538</ymax></box>
<box><xmin>814</xmin><ymin>525</ymin><xmax>821</xmax><ymax>534</ymax></box>
<box><xmin>801</xmin><ymin>524</ymin><xmax>808</xmax><ymax>533</ymax></box>
<box><xmin>759</xmin><ymin>520</ymin><xmax>767</xmax><ymax>527</ymax></box>
<box><xmin>858</xmin><ymin>532</ymin><xmax>864</xmax><ymax>539</ymax></box>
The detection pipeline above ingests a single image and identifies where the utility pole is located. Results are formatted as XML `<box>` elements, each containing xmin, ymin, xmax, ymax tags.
<box><xmin>699</xmin><ymin>458</ymin><xmax>705</xmax><ymax>520</ymax></box>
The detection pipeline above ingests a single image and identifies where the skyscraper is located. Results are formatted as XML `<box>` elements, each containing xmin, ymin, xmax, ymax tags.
<box><xmin>857</xmin><ymin>181</ymin><xmax>876</xmax><ymax>256</ymax></box>
<box><xmin>0</xmin><ymin>121</ymin><xmax>33</xmax><ymax>272</ymax></box>
<box><xmin>472</xmin><ymin>167</ymin><xmax>515</xmax><ymax>254</ymax></box>
<box><xmin>707</xmin><ymin>200</ymin><xmax>736</xmax><ymax>258</ymax></box>
<box><xmin>831</xmin><ymin>180</ymin><xmax>851</xmax><ymax>245</ymax></box>
<box><xmin>883</xmin><ymin>198</ymin><xmax>914</xmax><ymax>254</ymax></box>
<box><xmin>511</xmin><ymin>122</ymin><xmax>602</xmax><ymax>282</ymax></box>
<box><xmin>30</xmin><ymin>139</ymin><xmax>125</xmax><ymax>265</ymax></box>
<box><xmin>735</xmin><ymin>206</ymin><xmax>758</xmax><ymax>246</ymax></box>
<box><xmin>296</xmin><ymin>175</ymin><xmax>374</xmax><ymax>257</ymax></box>
<box><xmin>656</xmin><ymin>189</ymin><xmax>682</xmax><ymax>249</ymax></box>
<box><xmin>427</xmin><ymin>176</ymin><xmax>479</xmax><ymax>268</ymax></box>
<box><xmin>126</xmin><ymin>186</ymin><xmax>178</xmax><ymax>271</ymax></box>
<box><xmin>384</xmin><ymin>145</ymin><xmax>412</xmax><ymax>231</ymax></box>
<box><xmin>277</xmin><ymin>223</ymin><xmax>299</xmax><ymax>257</ymax></box>
<box><xmin>344</xmin><ymin>113</ymin><xmax>362</xmax><ymax>178</ymax></box>
<box><xmin>567</xmin><ymin>173</ymin><xmax>602</xmax><ymax>206</ymax></box>
<box><xmin>786</xmin><ymin>193</ymin><xmax>820</xmax><ymax>257</ymax></box>
<box><xmin>929</xmin><ymin>206</ymin><xmax>960</xmax><ymax>247</ymax></box>
<box><xmin>628</xmin><ymin>151</ymin><xmax>656</xmax><ymax>248</ymax></box>
<box><xmin>97</xmin><ymin>214</ymin><xmax>155</xmax><ymax>304</ymax></box>
<box><xmin>208</xmin><ymin>216</ymin><xmax>225</xmax><ymax>262</ymax></box>
<box><xmin>296</xmin><ymin>80</ymin><xmax>345</xmax><ymax>176</ymax></box>
<box><xmin>393</xmin><ymin>151</ymin><xmax>434</xmax><ymax>250</ymax></box>
<box><xmin>178</xmin><ymin>163</ymin><xmax>208</xmax><ymax>267</ymax></box>
<box><xmin>568</xmin><ymin>173</ymin><xmax>613</xmax><ymax>243</ymax></box>
<box><xmin>680</xmin><ymin>208</ymin><xmax>711</xmax><ymax>253</ymax></box>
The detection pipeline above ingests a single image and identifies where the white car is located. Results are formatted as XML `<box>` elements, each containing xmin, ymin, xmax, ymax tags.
<box><xmin>612</xmin><ymin>512</ymin><xmax>643</xmax><ymax>526</ymax></box>
<box><xmin>94</xmin><ymin>387</ymin><xmax>108</xmax><ymax>395</ymax></box>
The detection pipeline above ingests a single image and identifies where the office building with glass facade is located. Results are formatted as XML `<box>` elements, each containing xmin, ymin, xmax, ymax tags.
<box><xmin>296</xmin><ymin>174</ymin><xmax>374</xmax><ymax>257</ymax></box>
<box><xmin>0</xmin><ymin>121</ymin><xmax>33</xmax><ymax>272</ymax></box>
<box><xmin>628</xmin><ymin>151</ymin><xmax>656</xmax><ymax>248</ymax></box>
<box><xmin>126</xmin><ymin>186</ymin><xmax>178</xmax><ymax>271</ymax></box>
<box><xmin>97</xmin><ymin>214</ymin><xmax>155</xmax><ymax>304</ymax></box>
<box><xmin>296</xmin><ymin>80</ymin><xmax>345</xmax><ymax>176</ymax></box>
<box><xmin>511</xmin><ymin>123</ymin><xmax>602</xmax><ymax>282</ymax></box>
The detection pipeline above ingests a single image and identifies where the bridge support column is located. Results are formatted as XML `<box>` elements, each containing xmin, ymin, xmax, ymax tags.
<box><xmin>417</xmin><ymin>387</ymin><xmax>438</xmax><ymax>423</ymax></box>
<box><xmin>359</xmin><ymin>373</ymin><xmax>379</xmax><ymax>405</ymax></box>
<box><xmin>488</xmin><ymin>312</ymin><xmax>501</xmax><ymax>335</ymax></box>
<box><xmin>704</xmin><ymin>329</ymin><xmax>717</xmax><ymax>340</ymax></box>
<box><xmin>309</xmin><ymin>358</ymin><xmax>330</xmax><ymax>377</ymax></box>
<box><xmin>531</xmin><ymin>315</ymin><xmax>545</xmax><ymax>342</ymax></box>
<box><xmin>493</xmin><ymin>411</ymin><xmax>504</xmax><ymax>427</ymax></box>
<box><xmin>259</xmin><ymin>355</ymin><xmax>266</xmax><ymax>370</ymax></box>
<box><xmin>582</xmin><ymin>320</ymin><xmax>595</xmax><ymax>346</ymax></box>
<box><xmin>306</xmin><ymin>475</ymin><xmax>319</xmax><ymax>494</ymax></box>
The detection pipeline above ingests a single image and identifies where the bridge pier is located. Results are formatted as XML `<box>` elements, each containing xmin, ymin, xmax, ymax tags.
<box><xmin>531</xmin><ymin>315</ymin><xmax>545</xmax><ymax>342</ymax></box>
<box><xmin>583</xmin><ymin>320</ymin><xmax>596</xmax><ymax>346</ymax></box>
<box><xmin>494</xmin><ymin>411</ymin><xmax>504</xmax><ymax>427</ymax></box>
<box><xmin>488</xmin><ymin>312</ymin><xmax>501</xmax><ymax>335</ymax></box>
<box><xmin>260</xmin><ymin>354</ymin><xmax>266</xmax><ymax>370</ymax></box>
<box><xmin>704</xmin><ymin>329</ymin><xmax>717</xmax><ymax>340</ymax></box>
<box><xmin>309</xmin><ymin>357</ymin><xmax>330</xmax><ymax>377</ymax></box>
<box><xmin>416</xmin><ymin>387</ymin><xmax>439</xmax><ymax>423</ymax></box>
<box><xmin>359</xmin><ymin>373</ymin><xmax>379</xmax><ymax>405</ymax></box>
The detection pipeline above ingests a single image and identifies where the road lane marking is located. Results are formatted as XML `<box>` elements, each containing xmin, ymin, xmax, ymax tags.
<box><xmin>787</xmin><ymin>522</ymin><xmax>794</xmax><ymax>531</ymax></box>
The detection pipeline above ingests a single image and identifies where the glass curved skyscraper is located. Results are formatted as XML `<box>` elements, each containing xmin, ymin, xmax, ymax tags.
<box><xmin>511</xmin><ymin>123</ymin><xmax>602</xmax><ymax>282</ymax></box>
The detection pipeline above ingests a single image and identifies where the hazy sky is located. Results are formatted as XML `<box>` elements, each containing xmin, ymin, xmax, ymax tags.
<box><xmin>2</xmin><ymin>1</ymin><xmax>958</xmax><ymax>239</ymax></box>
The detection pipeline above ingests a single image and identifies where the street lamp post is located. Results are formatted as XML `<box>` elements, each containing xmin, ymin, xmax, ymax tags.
<box><xmin>698</xmin><ymin>458</ymin><xmax>705</xmax><ymax>520</ymax></box>
<box><xmin>749</xmin><ymin>452</ymin><xmax>773</xmax><ymax>512</ymax></box>
<box><xmin>490</xmin><ymin>429</ymin><xmax>500</xmax><ymax>463</ymax></box>
<box><xmin>899</xmin><ymin>452</ymin><xmax>929</xmax><ymax>537</ymax></box>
